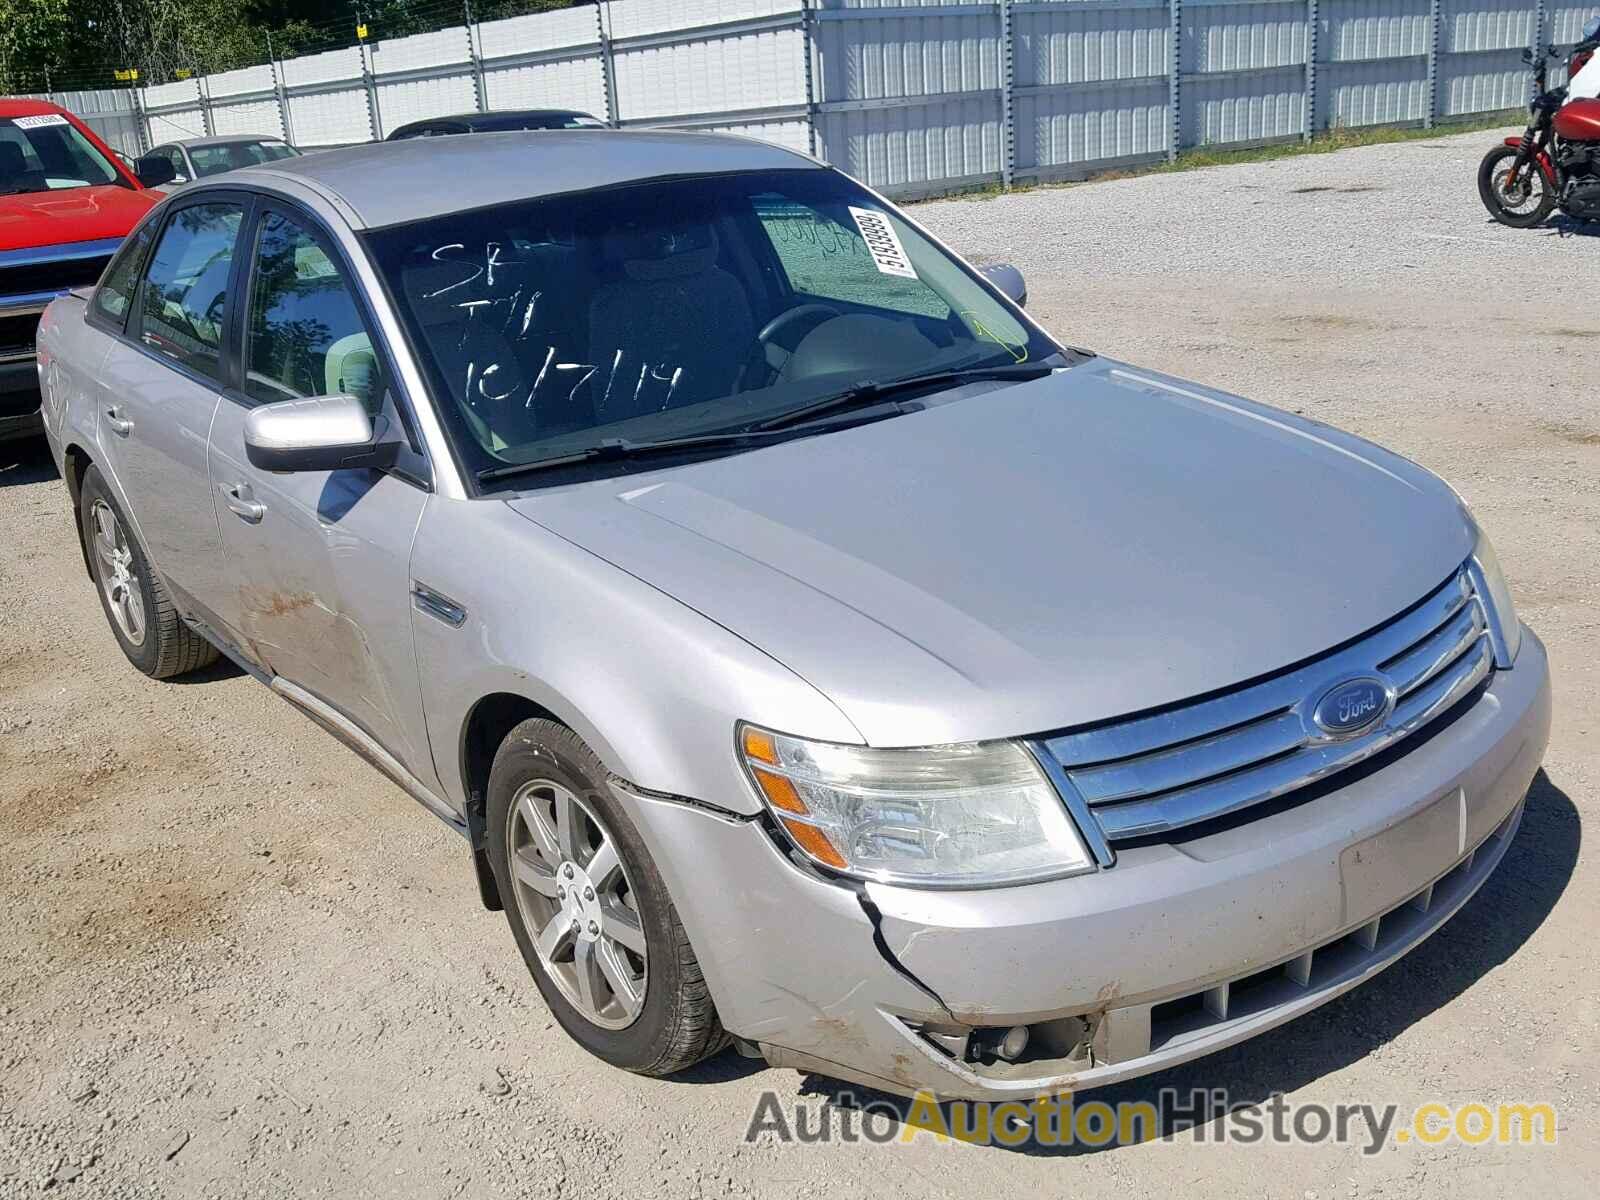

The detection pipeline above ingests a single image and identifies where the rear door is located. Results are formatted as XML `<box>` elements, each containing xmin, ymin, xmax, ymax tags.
<box><xmin>94</xmin><ymin>194</ymin><xmax>250</xmax><ymax>623</ymax></box>
<box><xmin>205</xmin><ymin>200</ymin><xmax>439</xmax><ymax>786</ymax></box>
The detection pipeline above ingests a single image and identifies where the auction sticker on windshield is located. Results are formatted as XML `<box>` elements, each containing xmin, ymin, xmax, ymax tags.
<box><xmin>12</xmin><ymin>114</ymin><xmax>69</xmax><ymax>128</ymax></box>
<box><xmin>849</xmin><ymin>206</ymin><xmax>918</xmax><ymax>280</ymax></box>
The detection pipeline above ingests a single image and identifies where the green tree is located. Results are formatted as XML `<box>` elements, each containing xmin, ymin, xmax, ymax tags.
<box><xmin>0</xmin><ymin>0</ymin><xmax>582</xmax><ymax>92</ymax></box>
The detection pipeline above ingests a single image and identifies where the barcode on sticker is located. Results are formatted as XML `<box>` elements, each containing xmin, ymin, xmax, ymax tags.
<box><xmin>12</xmin><ymin>114</ymin><xmax>69</xmax><ymax>129</ymax></box>
<box><xmin>848</xmin><ymin>206</ymin><xmax>917</xmax><ymax>280</ymax></box>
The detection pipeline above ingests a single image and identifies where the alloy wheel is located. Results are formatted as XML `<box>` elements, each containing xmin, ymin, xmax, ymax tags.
<box><xmin>506</xmin><ymin>780</ymin><xmax>648</xmax><ymax>1030</ymax></box>
<box><xmin>90</xmin><ymin>499</ymin><xmax>146</xmax><ymax>647</ymax></box>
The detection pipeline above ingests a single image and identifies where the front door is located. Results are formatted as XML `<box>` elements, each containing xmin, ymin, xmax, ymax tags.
<box><xmin>206</xmin><ymin>202</ymin><xmax>438</xmax><ymax>787</ymax></box>
<box><xmin>96</xmin><ymin>197</ymin><xmax>247</xmax><ymax>623</ymax></box>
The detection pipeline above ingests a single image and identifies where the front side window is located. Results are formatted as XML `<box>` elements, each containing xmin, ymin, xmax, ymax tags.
<box><xmin>190</xmin><ymin>140</ymin><xmax>300</xmax><ymax>178</ymax></box>
<box><xmin>363</xmin><ymin>168</ymin><xmax>1060</xmax><ymax>484</ymax></box>
<box><xmin>134</xmin><ymin>202</ymin><xmax>244</xmax><ymax>381</ymax></box>
<box><xmin>243</xmin><ymin>210</ymin><xmax>385</xmax><ymax>411</ymax></box>
<box><xmin>0</xmin><ymin>114</ymin><xmax>122</xmax><ymax>195</ymax></box>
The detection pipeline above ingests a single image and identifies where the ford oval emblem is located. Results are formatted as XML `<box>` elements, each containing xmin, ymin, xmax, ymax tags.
<box><xmin>1310</xmin><ymin>676</ymin><xmax>1393</xmax><ymax>740</ymax></box>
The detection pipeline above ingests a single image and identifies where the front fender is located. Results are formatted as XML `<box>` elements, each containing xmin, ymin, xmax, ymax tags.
<box><xmin>410</xmin><ymin>497</ymin><xmax>863</xmax><ymax>816</ymax></box>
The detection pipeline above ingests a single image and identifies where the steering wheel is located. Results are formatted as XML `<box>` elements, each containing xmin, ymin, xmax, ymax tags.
<box><xmin>734</xmin><ymin>303</ymin><xmax>841</xmax><ymax>392</ymax></box>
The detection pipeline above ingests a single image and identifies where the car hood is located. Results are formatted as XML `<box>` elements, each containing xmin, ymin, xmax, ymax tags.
<box><xmin>507</xmin><ymin>357</ymin><xmax>1472</xmax><ymax>747</ymax></box>
<box><xmin>0</xmin><ymin>184</ymin><xmax>156</xmax><ymax>251</ymax></box>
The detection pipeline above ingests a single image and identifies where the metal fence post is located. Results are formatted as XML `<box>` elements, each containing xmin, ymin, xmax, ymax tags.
<box><xmin>800</xmin><ymin>0</ymin><xmax>818</xmax><ymax>157</ymax></box>
<box><xmin>1168</xmin><ymin>0</ymin><xmax>1182</xmax><ymax>161</ymax></box>
<box><xmin>595</xmin><ymin>0</ymin><xmax>620</xmax><ymax>127</ymax></box>
<box><xmin>268</xmin><ymin>35</ymin><xmax>295</xmax><ymax>146</ymax></box>
<box><xmin>1305</xmin><ymin>0</ymin><xmax>1319</xmax><ymax>141</ymax></box>
<box><xmin>465</xmin><ymin>0</ymin><xmax>488</xmax><ymax>113</ymax></box>
<box><xmin>1425</xmin><ymin>0</ymin><xmax>1441</xmax><ymax>128</ymax></box>
<box><xmin>1000</xmin><ymin>0</ymin><xmax>1015</xmax><ymax>189</ymax></box>
<box><xmin>129</xmin><ymin>79</ymin><xmax>150</xmax><ymax>155</ymax></box>
<box><xmin>1532</xmin><ymin>0</ymin><xmax>1546</xmax><ymax>101</ymax></box>
<box><xmin>196</xmin><ymin>75</ymin><xmax>215</xmax><ymax>137</ymax></box>
<box><xmin>359</xmin><ymin>37</ymin><xmax>382</xmax><ymax>141</ymax></box>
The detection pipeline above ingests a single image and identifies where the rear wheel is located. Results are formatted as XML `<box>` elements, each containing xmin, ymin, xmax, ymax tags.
<box><xmin>79</xmin><ymin>466</ymin><xmax>218</xmax><ymax>679</ymax></box>
<box><xmin>486</xmin><ymin>719</ymin><xmax>729</xmax><ymax>1075</ymax></box>
<box><xmin>1479</xmin><ymin>145</ymin><xmax>1557</xmax><ymax>228</ymax></box>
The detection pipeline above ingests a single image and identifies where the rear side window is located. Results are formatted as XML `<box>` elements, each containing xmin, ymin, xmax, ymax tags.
<box><xmin>91</xmin><ymin>223</ymin><xmax>156</xmax><ymax>329</ymax></box>
<box><xmin>134</xmin><ymin>202</ymin><xmax>244</xmax><ymax>382</ymax></box>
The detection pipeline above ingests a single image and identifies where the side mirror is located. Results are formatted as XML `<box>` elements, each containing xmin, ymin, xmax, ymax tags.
<box><xmin>133</xmin><ymin>154</ymin><xmax>177</xmax><ymax>189</ymax></box>
<box><xmin>243</xmin><ymin>395</ymin><xmax>398</xmax><ymax>473</ymax></box>
<box><xmin>979</xmin><ymin>262</ymin><xmax>1027</xmax><ymax>309</ymax></box>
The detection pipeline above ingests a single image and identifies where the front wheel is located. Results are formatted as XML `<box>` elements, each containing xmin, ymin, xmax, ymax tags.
<box><xmin>1479</xmin><ymin>145</ymin><xmax>1557</xmax><ymax>228</ymax></box>
<box><xmin>486</xmin><ymin>719</ymin><xmax>729</xmax><ymax>1076</ymax></box>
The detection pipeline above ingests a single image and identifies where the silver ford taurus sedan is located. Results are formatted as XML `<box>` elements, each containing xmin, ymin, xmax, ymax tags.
<box><xmin>35</xmin><ymin>132</ymin><xmax>1550</xmax><ymax>1101</ymax></box>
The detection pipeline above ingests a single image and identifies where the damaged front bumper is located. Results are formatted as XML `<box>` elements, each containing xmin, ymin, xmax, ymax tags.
<box><xmin>614</xmin><ymin>631</ymin><xmax>1551</xmax><ymax>1101</ymax></box>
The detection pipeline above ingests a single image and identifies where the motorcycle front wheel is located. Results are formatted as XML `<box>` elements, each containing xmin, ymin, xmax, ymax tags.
<box><xmin>1478</xmin><ymin>145</ymin><xmax>1557</xmax><ymax>228</ymax></box>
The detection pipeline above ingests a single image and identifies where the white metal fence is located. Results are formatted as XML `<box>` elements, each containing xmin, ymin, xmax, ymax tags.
<box><xmin>33</xmin><ymin>0</ymin><xmax>1600</xmax><ymax>200</ymax></box>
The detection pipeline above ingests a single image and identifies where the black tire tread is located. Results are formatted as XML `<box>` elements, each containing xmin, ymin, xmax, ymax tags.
<box><xmin>645</xmin><ymin>890</ymin><xmax>733</xmax><ymax>1076</ymax></box>
<box><xmin>145</xmin><ymin>567</ymin><xmax>220</xmax><ymax>679</ymax></box>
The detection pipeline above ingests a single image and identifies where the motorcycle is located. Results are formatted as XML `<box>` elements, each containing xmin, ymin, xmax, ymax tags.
<box><xmin>1478</xmin><ymin>20</ymin><xmax>1600</xmax><ymax>228</ymax></box>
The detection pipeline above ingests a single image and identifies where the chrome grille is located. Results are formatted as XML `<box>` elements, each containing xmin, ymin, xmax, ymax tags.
<box><xmin>1038</xmin><ymin>567</ymin><xmax>1493</xmax><ymax>844</ymax></box>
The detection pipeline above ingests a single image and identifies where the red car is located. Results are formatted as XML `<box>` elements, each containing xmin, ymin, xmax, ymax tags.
<box><xmin>2</xmin><ymin>98</ymin><xmax>161</xmax><ymax>442</ymax></box>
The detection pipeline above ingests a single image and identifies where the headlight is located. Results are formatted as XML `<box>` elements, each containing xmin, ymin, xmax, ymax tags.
<box><xmin>1470</xmin><ymin>526</ymin><xmax>1522</xmax><ymax>667</ymax></box>
<box><xmin>738</xmin><ymin>724</ymin><xmax>1094</xmax><ymax>887</ymax></box>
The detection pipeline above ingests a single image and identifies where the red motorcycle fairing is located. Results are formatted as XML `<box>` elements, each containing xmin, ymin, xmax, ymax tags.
<box><xmin>1503</xmin><ymin>136</ymin><xmax>1558</xmax><ymax>184</ymax></box>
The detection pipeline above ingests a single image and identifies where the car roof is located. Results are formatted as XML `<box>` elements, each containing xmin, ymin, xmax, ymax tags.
<box><xmin>225</xmin><ymin>129</ymin><xmax>821</xmax><ymax>230</ymax></box>
<box><xmin>409</xmin><ymin>108</ymin><xmax>593</xmax><ymax>127</ymax></box>
<box><xmin>0</xmin><ymin>98</ymin><xmax>71</xmax><ymax>119</ymax></box>
<box><xmin>166</xmin><ymin>134</ymin><xmax>290</xmax><ymax>149</ymax></box>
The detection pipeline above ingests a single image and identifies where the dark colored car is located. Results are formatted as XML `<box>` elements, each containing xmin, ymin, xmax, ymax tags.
<box><xmin>385</xmin><ymin>109</ymin><xmax>607</xmax><ymax>141</ymax></box>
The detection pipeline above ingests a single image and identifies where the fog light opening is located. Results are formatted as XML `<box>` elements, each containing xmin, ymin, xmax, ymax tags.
<box><xmin>998</xmin><ymin>1024</ymin><xmax>1030</xmax><ymax>1062</ymax></box>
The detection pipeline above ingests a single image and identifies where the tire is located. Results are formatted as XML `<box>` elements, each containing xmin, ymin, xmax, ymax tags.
<box><xmin>79</xmin><ymin>465</ymin><xmax>219</xmax><ymax>680</ymax></box>
<box><xmin>486</xmin><ymin>718</ymin><xmax>729</xmax><ymax>1076</ymax></box>
<box><xmin>1478</xmin><ymin>145</ymin><xmax>1558</xmax><ymax>228</ymax></box>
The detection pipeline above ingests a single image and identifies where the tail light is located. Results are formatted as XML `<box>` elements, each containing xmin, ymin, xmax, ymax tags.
<box><xmin>1572</xmin><ymin>48</ymin><xmax>1594</xmax><ymax>76</ymax></box>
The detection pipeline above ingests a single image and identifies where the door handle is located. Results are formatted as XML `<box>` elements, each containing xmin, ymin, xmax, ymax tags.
<box><xmin>221</xmin><ymin>481</ymin><xmax>266</xmax><ymax>523</ymax></box>
<box><xmin>105</xmin><ymin>407</ymin><xmax>133</xmax><ymax>436</ymax></box>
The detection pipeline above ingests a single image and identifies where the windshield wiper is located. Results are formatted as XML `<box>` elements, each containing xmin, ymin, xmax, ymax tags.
<box><xmin>750</xmin><ymin>361</ymin><xmax>1057</xmax><ymax>432</ymax></box>
<box><xmin>476</xmin><ymin>429</ymin><xmax>795</xmax><ymax>483</ymax></box>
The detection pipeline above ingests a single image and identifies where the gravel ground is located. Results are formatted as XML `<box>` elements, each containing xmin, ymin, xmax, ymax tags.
<box><xmin>2</xmin><ymin>125</ymin><xmax>1597</xmax><ymax>1198</ymax></box>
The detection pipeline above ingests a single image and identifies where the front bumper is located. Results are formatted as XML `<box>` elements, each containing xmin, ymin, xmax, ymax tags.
<box><xmin>617</xmin><ymin>629</ymin><xmax>1551</xmax><ymax>1101</ymax></box>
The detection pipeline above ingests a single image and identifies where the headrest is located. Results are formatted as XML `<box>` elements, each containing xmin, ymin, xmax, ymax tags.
<box><xmin>0</xmin><ymin>142</ymin><xmax>27</xmax><ymax>176</ymax></box>
<box><xmin>606</xmin><ymin>221</ymin><xmax>719</xmax><ymax>282</ymax></box>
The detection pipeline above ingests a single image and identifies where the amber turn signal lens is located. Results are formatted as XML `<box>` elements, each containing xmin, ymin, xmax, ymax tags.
<box><xmin>750</xmin><ymin>767</ymin><xmax>807</xmax><ymax>814</ymax></box>
<box><xmin>780</xmin><ymin>817</ymin><xmax>848</xmax><ymax>869</ymax></box>
<box><xmin>741</xmin><ymin>726</ymin><xmax>779</xmax><ymax>766</ymax></box>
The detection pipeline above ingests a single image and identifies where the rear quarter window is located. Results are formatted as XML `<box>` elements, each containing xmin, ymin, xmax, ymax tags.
<box><xmin>91</xmin><ymin>224</ymin><xmax>156</xmax><ymax>331</ymax></box>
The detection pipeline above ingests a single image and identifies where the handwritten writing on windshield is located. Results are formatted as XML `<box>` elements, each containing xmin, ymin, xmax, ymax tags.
<box><xmin>422</xmin><ymin>242</ymin><xmax>685</xmax><ymax>418</ymax></box>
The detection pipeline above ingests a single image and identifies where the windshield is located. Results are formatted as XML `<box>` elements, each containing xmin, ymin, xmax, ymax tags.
<box><xmin>363</xmin><ymin>168</ymin><xmax>1060</xmax><ymax>484</ymax></box>
<box><xmin>190</xmin><ymin>140</ymin><xmax>300</xmax><ymax>177</ymax></box>
<box><xmin>0</xmin><ymin>114</ymin><xmax>122</xmax><ymax>194</ymax></box>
